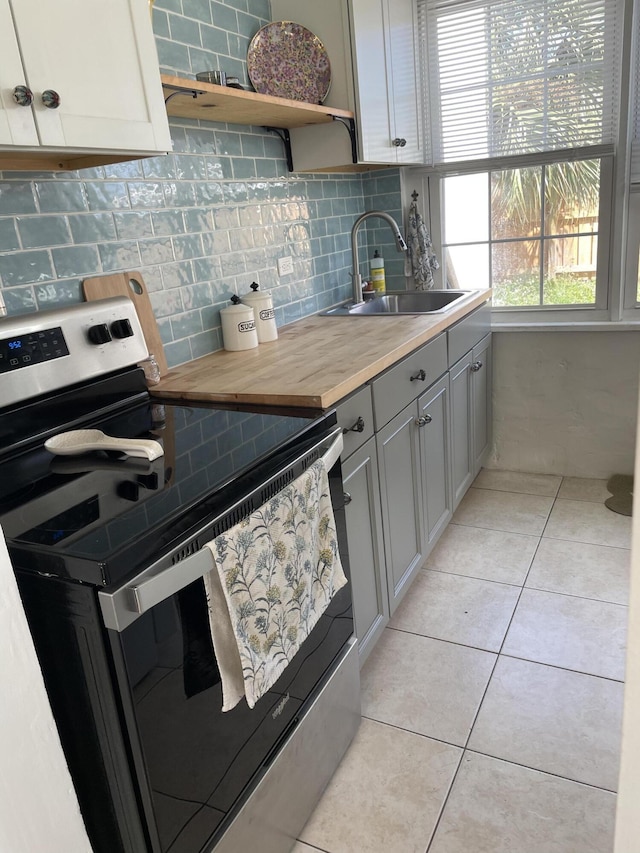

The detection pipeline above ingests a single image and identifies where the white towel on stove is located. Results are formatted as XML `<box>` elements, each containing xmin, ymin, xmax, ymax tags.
<box><xmin>202</xmin><ymin>458</ymin><xmax>347</xmax><ymax>712</ymax></box>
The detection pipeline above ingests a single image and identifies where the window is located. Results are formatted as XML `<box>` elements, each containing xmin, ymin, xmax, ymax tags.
<box><xmin>412</xmin><ymin>0</ymin><xmax>638</xmax><ymax>322</ymax></box>
<box><xmin>440</xmin><ymin>156</ymin><xmax>611</xmax><ymax>309</ymax></box>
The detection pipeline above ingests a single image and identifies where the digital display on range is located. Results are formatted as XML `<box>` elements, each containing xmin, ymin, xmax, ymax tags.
<box><xmin>0</xmin><ymin>326</ymin><xmax>69</xmax><ymax>373</ymax></box>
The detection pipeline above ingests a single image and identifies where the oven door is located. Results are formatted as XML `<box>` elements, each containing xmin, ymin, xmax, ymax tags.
<box><xmin>100</xmin><ymin>427</ymin><xmax>353</xmax><ymax>853</ymax></box>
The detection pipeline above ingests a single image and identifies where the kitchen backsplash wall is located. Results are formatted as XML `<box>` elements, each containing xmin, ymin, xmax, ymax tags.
<box><xmin>0</xmin><ymin>0</ymin><xmax>404</xmax><ymax>368</ymax></box>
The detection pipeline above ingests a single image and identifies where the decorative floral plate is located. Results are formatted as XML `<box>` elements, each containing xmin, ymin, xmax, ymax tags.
<box><xmin>247</xmin><ymin>21</ymin><xmax>331</xmax><ymax>104</ymax></box>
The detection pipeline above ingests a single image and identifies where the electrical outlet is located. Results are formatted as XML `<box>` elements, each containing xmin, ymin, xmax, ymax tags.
<box><xmin>277</xmin><ymin>255</ymin><xmax>293</xmax><ymax>277</ymax></box>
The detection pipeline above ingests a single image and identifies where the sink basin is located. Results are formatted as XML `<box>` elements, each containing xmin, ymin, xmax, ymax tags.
<box><xmin>322</xmin><ymin>290</ymin><xmax>475</xmax><ymax>317</ymax></box>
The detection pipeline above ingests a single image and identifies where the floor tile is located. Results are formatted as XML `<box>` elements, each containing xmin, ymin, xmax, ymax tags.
<box><xmin>452</xmin><ymin>488</ymin><xmax>554</xmax><ymax>536</ymax></box>
<box><xmin>558</xmin><ymin>477</ymin><xmax>611</xmax><ymax>503</ymax></box>
<box><xmin>526</xmin><ymin>538</ymin><xmax>630</xmax><ymax>605</ymax></box>
<box><xmin>428</xmin><ymin>752</ymin><xmax>616</xmax><ymax>853</ymax></box>
<box><xmin>423</xmin><ymin>523</ymin><xmax>538</xmax><ymax>585</ymax></box>
<box><xmin>544</xmin><ymin>498</ymin><xmax>632</xmax><ymax>549</ymax></box>
<box><xmin>473</xmin><ymin>468</ymin><xmax>562</xmax><ymax>496</ymax></box>
<box><xmin>468</xmin><ymin>656</ymin><xmax>624</xmax><ymax>791</ymax></box>
<box><xmin>502</xmin><ymin>588</ymin><xmax>627</xmax><ymax>680</ymax></box>
<box><xmin>291</xmin><ymin>843</ymin><xmax>324</xmax><ymax>852</ymax></box>
<box><xmin>298</xmin><ymin>718</ymin><xmax>461</xmax><ymax>853</ymax></box>
<box><xmin>390</xmin><ymin>570</ymin><xmax>520</xmax><ymax>652</ymax></box>
<box><xmin>360</xmin><ymin>628</ymin><xmax>496</xmax><ymax>745</ymax></box>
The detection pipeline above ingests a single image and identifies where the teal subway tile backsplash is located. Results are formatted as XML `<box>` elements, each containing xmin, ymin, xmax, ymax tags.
<box><xmin>17</xmin><ymin>215</ymin><xmax>72</xmax><ymax>249</ymax></box>
<box><xmin>0</xmin><ymin>0</ymin><xmax>405</xmax><ymax>368</ymax></box>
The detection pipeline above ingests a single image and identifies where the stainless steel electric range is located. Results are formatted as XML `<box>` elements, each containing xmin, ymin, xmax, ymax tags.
<box><xmin>0</xmin><ymin>297</ymin><xmax>360</xmax><ymax>853</ymax></box>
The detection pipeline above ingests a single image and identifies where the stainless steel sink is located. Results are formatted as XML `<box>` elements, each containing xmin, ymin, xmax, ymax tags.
<box><xmin>322</xmin><ymin>290</ymin><xmax>475</xmax><ymax>316</ymax></box>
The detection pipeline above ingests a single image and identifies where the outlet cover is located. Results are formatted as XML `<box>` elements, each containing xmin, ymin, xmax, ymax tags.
<box><xmin>277</xmin><ymin>255</ymin><xmax>293</xmax><ymax>276</ymax></box>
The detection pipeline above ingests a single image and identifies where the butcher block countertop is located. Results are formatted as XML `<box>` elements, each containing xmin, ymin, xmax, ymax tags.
<box><xmin>151</xmin><ymin>290</ymin><xmax>492</xmax><ymax>410</ymax></box>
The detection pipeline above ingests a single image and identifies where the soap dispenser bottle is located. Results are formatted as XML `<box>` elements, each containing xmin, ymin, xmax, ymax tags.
<box><xmin>370</xmin><ymin>250</ymin><xmax>385</xmax><ymax>294</ymax></box>
<box><xmin>241</xmin><ymin>282</ymin><xmax>278</xmax><ymax>342</ymax></box>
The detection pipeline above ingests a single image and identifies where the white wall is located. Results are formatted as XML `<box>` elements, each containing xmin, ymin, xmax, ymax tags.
<box><xmin>488</xmin><ymin>331</ymin><xmax>640</xmax><ymax>478</ymax></box>
<box><xmin>614</xmin><ymin>373</ymin><xmax>640</xmax><ymax>851</ymax></box>
<box><xmin>0</xmin><ymin>526</ymin><xmax>92</xmax><ymax>853</ymax></box>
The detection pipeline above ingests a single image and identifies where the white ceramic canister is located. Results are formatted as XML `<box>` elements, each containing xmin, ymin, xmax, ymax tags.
<box><xmin>220</xmin><ymin>295</ymin><xmax>258</xmax><ymax>351</ymax></box>
<box><xmin>241</xmin><ymin>282</ymin><xmax>278</xmax><ymax>343</ymax></box>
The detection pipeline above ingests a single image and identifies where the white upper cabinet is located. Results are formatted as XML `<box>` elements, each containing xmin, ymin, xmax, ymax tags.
<box><xmin>350</xmin><ymin>0</ymin><xmax>422</xmax><ymax>165</ymax></box>
<box><xmin>270</xmin><ymin>0</ymin><xmax>423</xmax><ymax>171</ymax></box>
<box><xmin>0</xmin><ymin>0</ymin><xmax>171</xmax><ymax>169</ymax></box>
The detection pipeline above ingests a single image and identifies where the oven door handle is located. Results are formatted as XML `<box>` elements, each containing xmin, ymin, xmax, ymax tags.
<box><xmin>99</xmin><ymin>429</ymin><xmax>343</xmax><ymax>632</ymax></box>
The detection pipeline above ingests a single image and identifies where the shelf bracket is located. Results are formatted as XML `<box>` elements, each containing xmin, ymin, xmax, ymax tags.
<box><xmin>332</xmin><ymin>116</ymin><xmax>358</xmax><ymax>164</ymax></box>
<box><xmin>264</xmin><ymin>127</ymin><xmax>293</xmax><ymax>172</ymax></box>
<box><xmin>162</xmin><ymin>83</ymin><xmax>207</xmax><ymax>106</ymax></box>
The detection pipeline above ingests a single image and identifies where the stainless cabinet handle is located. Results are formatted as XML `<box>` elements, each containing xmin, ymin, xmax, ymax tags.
<box><xmin>12</xmin><ymin>85</ymin><xmax>33</xmax><ymax>107</ymax></box>
<box><xmin>343</xmin><ymin>491</ymin><xmax>352</xmax><ymax>505</ymax></box>
<box><xmin>392</xmin><ymin>137</ymin><xmax>407</xmax><ymax>147</ymax></box>
<box><xmin>410</xmin><ymin>369</ymin><xmax>426</xmax><ymax>382</ymax></box>
<box><xmin>471</xmin><ymin>360</ymin><xmax>483</xmax><ymax>372</ymax></box>
<box><xmin>416</xmin><ymin>415</ymin><xmax>433</xmax><ymax>427</ymax></box>
<box><xmin>343</xmin><ymin>416</ymin><xmax>365</xmax><ymax>434</ymax></box>
<box><xmin>42</xmin><ymin>89</ymin><xmax>61</xmax><ymax>109</ymax></box>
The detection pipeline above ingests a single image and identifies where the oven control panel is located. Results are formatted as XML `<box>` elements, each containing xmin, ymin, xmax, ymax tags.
<box><xmin>0</xmin><ymin>297</ymin><xmax>149</xmax><ymax>408</ymax></box>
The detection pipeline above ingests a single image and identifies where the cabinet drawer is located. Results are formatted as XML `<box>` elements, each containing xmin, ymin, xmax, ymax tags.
<box><xmin>372</xmin><ymin>333</ymin><xmax>447</xmax><ymax>430</ymax></box>
<box><xmin>447</xmin><ymin>302</ymin><xmax>491</xmax><ymax>367</ymax></box>
<box><xmin>335</xmin><ymin>385</ymin><xmax>375</xmax><ymax>459</ymax></box>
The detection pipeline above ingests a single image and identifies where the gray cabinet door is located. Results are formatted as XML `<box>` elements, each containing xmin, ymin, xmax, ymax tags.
<box><xmin>342</xmin><ymin>437</ymin><xmax>388</xmax><ymax>665</ymax></box>
<box><xmin>449</xmin><ymin>349</ymin><xmax>474</xmax><ymax>509</ymax></box>
<box><xmin>472</xmin><ymin>333</ymin><xmax>492</xmax><ymax>474</ymax></box>
<box><xmin>376</xmin><ymin>402</ymin><xmax>424</xmax><ymax>614</ymax></box>
<box><xmin>417</xmin><ymin>373</ymin><xmax>453</xmax><ymax>553</ymax></box>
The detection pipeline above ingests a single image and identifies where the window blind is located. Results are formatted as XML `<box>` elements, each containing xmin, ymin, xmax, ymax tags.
<box><xmin>418</xmin><ymin>0</ymin><xmax>623</xmax><ymax>168</ymax></box>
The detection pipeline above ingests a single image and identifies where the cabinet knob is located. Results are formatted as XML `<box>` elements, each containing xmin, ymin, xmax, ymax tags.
<box><xmin>42</xmin><ymin>89</ymin><xmax>61</xmax><ymax>109</ymax></box>
<box><xmin>410</xmin><ymin>369</ymin><xmax>426</xmax><ymax>382</ymax></box>
<box><xmin>343</xmin><ymin>491</ymin><xmax>352</xmax><ymax>505</ymax></box>
<box><xmin>416</xmin><ymin>414</ymin><xmax>433</xmax><ymax>427</ymax></box>
<box><xmin>471</xmin><ymin>360</ymin><xmax>483</xmax><ymax>372</ymax></box>
<box><xmin>343</xmin><ymin>416</ymin><xmax>365</xmax><ymax>434</ymax></box>
<box><xmin>12</xmin><ymin>85</ymin><xmax>34</xmax><ymax>107</ymax></box>
<box><xmin>392</xmin><ymin>137</ymin><xmax>407</xmax><ymax>147</ymax></box>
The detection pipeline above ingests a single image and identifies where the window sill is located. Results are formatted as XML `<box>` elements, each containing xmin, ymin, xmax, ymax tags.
<box><xmin>491</xmin><ymin>319</ymin><xmax>640</xmax><ymax>332</ymax></box>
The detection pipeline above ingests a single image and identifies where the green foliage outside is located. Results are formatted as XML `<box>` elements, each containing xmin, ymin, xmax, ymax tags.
<box><xmin>492</xmin><ymin>273</ymin><xmax>596</xmax><ymax>307</ymax></box>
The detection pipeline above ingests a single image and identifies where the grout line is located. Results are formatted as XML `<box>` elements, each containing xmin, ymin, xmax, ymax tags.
<box><xmin>386</xmin><ymin>623</ymin><xmax>503</xmax><ymax>656</ymax></box>
<box><xmin>498</xmin><ymin>651</ymin><xmax>626</xmax><ymax>684</ymax></box>
<box><xmin>462</xmin><ymin>746</ymin><xmax>619</xmax><ymax>795</ymax></box>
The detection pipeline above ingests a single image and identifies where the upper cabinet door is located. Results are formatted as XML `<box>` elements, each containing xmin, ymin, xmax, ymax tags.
<box><xmin>382</xmin><ymin>0</ymin><xmax>423</xmax><ymax>164</ymax></box>
<box><xmin>0</xmin><ymin>0</ymin><xmax>39</xmax><ymax>146</ymax></box>
<box><xmin>8</xmin><ymin>0</ymin><xmax>171</xmax><ymax>153</ymax></box>
<box><xmin>350</xmin><ymin>0</ymin><xmax>422</xmax><ymax>165</ymax></box>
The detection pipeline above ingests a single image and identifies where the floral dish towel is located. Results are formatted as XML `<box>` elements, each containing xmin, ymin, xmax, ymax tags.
<box><xmin>203</xmin><ymin>458</ymin><xmax>347</xmax><ymax>712</ymax></box>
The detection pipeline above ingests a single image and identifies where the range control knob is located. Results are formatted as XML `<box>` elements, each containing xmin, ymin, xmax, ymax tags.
<box><xmin>87</xmin><ymin>323</ymin><xmax>112</xmax><ymax>345</ymax></box>
<box><xmin>110</xmin><ymin>318</ymin><xmax>134</xmax><ymax>339</ymax></box>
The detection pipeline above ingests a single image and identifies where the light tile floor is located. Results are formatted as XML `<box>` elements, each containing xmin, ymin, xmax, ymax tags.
<box><xmin>293</xmin><ymin>470</ymin><xmax>631</xmax><ymax>853</ymax></box>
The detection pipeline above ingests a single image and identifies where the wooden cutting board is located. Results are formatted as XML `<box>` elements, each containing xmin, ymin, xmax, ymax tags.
<box><xmin>82</xmin><ymin>272</ymin><xmax>168</xmax><ymax>376</ymax></box>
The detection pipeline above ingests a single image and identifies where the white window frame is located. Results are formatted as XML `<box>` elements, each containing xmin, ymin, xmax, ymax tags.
<box><xmin>404</xmin><ymin>0</ymin><xmax>640</xmax><ymax>329</ymax></box>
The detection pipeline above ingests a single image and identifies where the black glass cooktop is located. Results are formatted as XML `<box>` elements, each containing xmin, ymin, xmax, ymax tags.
<box><xmin>1</xmin><ymin>392</ymin><xmax>322</xmax><ymax>587</ymax></box>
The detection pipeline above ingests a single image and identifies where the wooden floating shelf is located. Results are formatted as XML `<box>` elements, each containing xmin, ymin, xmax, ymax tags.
<box><xmin>161</xmin><ymin>74</ymin><xmax>354</xmax><ymax>129</ymax></box>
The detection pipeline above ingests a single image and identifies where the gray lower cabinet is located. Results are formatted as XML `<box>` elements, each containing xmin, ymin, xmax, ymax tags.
<box><xmin>337</xmin><ymin>304</ymin><xmax>492</xmax><ymax>657</ymax></box>
<box><xmin>418</xmin><ymin>373</ymin><xmax>453</xmax><ymax>551</ymax></box>
<box><xmin>342</xmin><ymin>437</ymin><xmax>388</xmax><ymax>664</ymax></box>
<box><xmin>376</xmin><ymin>372</ymin><xmax>452</xmax><ymax>614</ymax></box>
<box><xmin>450</xmin><ymin>333</ymin><xmax>493</xmax><ymax>508</ymax></box>
<box><xmin>471</xmin><ymin>333</ymin><xmax>492</xmax><ymax>473</ymax></box>
<box><xmin>376</xmin><ymin>400</ymin><xmax>425</xmax><ymax>614</ymax></box>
